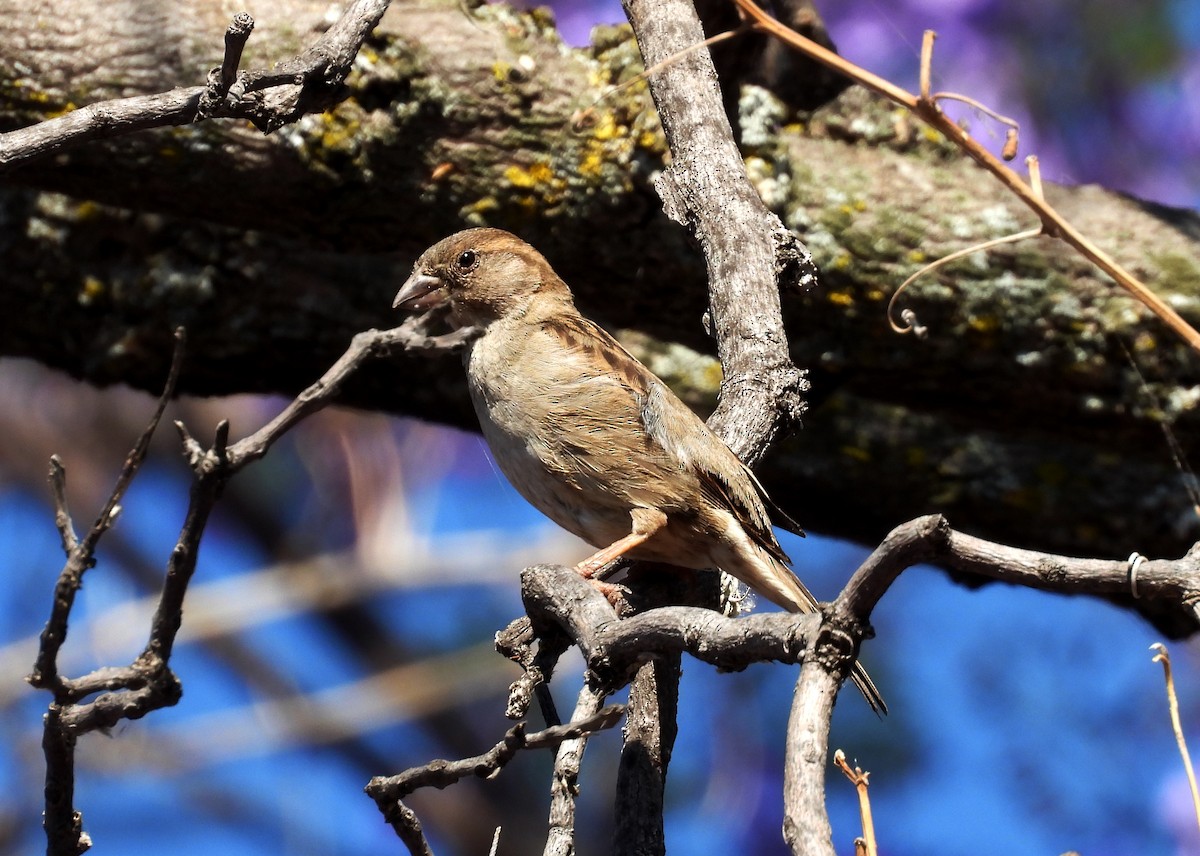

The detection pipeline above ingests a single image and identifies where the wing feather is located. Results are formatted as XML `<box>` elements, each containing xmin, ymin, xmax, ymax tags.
<box><xmin>541</xmin><ymin>314</ymin><xmax>800</xmax><ymax>562</ymax></box>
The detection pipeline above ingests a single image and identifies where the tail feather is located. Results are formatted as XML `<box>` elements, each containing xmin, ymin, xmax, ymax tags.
<box><xmin>725</xmin><ymin>548</ymin><xmax>888</xmax><ymax>715</ymax></box>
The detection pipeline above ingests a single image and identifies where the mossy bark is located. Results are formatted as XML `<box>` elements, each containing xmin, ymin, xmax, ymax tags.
<box><xmin>1</xmin><ymin>0</ymin><xmax>1197</xmax><ymax>558</ymax></box>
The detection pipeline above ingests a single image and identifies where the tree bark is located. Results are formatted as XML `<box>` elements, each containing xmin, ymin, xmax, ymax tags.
<box><xmin>2</xmin><ymin>0</ymin><xmax>1198</xmax><ymax>561</ymax></box>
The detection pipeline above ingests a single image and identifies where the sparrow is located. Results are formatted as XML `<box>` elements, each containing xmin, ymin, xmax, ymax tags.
<box><xmin>393</xmin><ymin>228</ymin><xmax>884</xmax><ymax>713</ymax></box>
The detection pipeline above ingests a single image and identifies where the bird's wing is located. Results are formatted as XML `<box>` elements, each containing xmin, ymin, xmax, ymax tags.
<box><xmin>542</xmin><ymin>312</ymin><xmax>798</xmax><ymax>562</ymax></box>
<box><xmin>639</xmin><ymin>381</ymin><xmax>797</xmax><ymax>564</ymax></box>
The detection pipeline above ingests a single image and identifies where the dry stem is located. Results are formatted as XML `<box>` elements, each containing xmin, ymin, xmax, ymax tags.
<box><xmin>730</xmin><ymin>0</ymin><xmax>1200</xmax><ymax>353</ymax></box>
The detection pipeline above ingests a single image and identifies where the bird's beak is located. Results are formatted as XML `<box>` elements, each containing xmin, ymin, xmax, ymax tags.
<box><xmin>393</xmin><ymin>273</ymin><xmax>448</xmax><ymax>312</ymax></box>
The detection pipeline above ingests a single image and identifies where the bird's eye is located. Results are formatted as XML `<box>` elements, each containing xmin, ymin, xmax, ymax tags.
<box><xmin>456</xmin><ymin>250</ymin><xmax>479</xmax><ymax>271</ymax></box>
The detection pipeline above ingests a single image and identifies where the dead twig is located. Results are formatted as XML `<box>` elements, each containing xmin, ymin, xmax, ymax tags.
<box><xmin>730</xmin><ymin>0</ymin><xmax>1200</xmax><ymax>353</ymax></box>
<box><xmin>365</xmin><ymin>705</ymin><xmax>625</xmax><ymax>856</ymax></box>
<box><xmin>1151</xmin><ymin>644</ymin><xmax>1200</xmax><ymax>835</ymax></box>
<box><xmin>834</xmin><ymin>750</ymin><xmax>878</xmax><ymax>856</ymax></box>
<box><xmin>0</xmin><ymin>0</ymin><xmax>391</xmax><ymax>169</ymax></box>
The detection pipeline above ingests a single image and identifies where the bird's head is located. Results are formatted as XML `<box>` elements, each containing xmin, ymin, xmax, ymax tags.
<box><xmin>394</xmin><ymin>228</ymin><xmax>572</xmax><ymax>328</ymax></box>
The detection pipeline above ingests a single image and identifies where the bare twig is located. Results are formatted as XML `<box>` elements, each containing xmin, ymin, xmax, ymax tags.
<box><xmin>609</xmin><ymin>0</ymin><xmax>818</xmax><ymax>847</ymax></box>
<box><xmin>215</xmin><ymin>319</ymin><xmax>477</xmax><ymax>473</ymax></box>
<box><xmin>30</xmin><ymin>328</ymin><xmax>186</xmax><ymax>692</ymax></box>
<box><xmin>495</xmin><ymin>615</ymin><xmax>567</xmax><ymax>725</ymax></box>
<box><xmin>730</xmin><ymin>0</ymin><xmax>1200</xmax><ymax>354</ymax></box>
<box><xmin>0</xmin><ymin>0</ymin><xmax>391</xmax><ymax>169</ymax></box>
<box><xmin>834</xmin><ymin>750</ymin><xmax>878</xmax><ymax>856</ymax></box>
<box><xmin>1151</xmin><ymin>644</ymin><xmax>1200</xmax><ymax>835</ymax></box>
<box><xmin>31</xmin><ymin>329</ymin><xmax>186</xmax><ymax>856</ymax></box>
<box><xmin>783</xmin><ymin>643</ymin><xmax>838</xmax><ymax>856</ymax></box>
<box><xmin>366</xmin><ymin>705</ymin><xmax>625</xmax><ymax>856</ymax></box>
<box><xmin>509</xmin><ymin>522</ymin><xmax>1200</xmax><ymax>853</ymax></box>
<box><xmin>29</xmin><ymin>314</ymin><xmax>463</xmax><ymax>853</ymax></box>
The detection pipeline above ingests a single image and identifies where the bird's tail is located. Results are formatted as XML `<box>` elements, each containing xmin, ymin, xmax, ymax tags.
<box><xmin>734</xmin><ymin>552</ymin><xmax>888</xmax><ymax>715</ymax></box>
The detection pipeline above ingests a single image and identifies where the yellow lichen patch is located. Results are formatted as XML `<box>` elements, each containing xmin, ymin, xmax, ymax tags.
<box><xmin>505</xmin><ymin>161</ymin><xmax>554</xmax><ymax>189</ymax></box>
<box><xmin>492</xmin><ymin>61</ymin><xmax>513</xmax><ymax>82</ymax></box>
<box><xmin>74</xmin><ymin>201</ymin><xmax>100</xmax><ymax>221</ymax></box>
<box><xmin>907</xmin><ymin>250</ymin><xmax>927</xmax><ymax>264</ymax></box>
<box><xmin>840</xmin><ymin>445</ymin><xmax>871</xmax><ymax>463</ymax></box>
<box><xmin>579</xmin><ymin>148</ymin><xmax>605</xmax><ymax>177</ymax></box>
<box><xmin>79</xmin><ymin>276</ymin><xmax>105</xmax><ymax>304</ymax></box>
<box><xmin>46</xmin><ymin>101</ymin><xmax>77</xmax><ymax>119</ymax></box>
<box><xmin>638</xmin><ymin>129</ymin><xmax>660</xmax><ymax>150</ymax></box>
<box><xmin>1133</xmin><ymin>331</ymin><xmax>1156</xmax><ymax>352</ymax></box>
<box><xmin>701</xmin><ymin>360</ymin><xmax>723</xmax><ymax>390</ymax></box>
<box><xmin>827</xmin><ymin>291</ymin><xmax>854</xmax><ymax>306</ymax></box>
<box><xmin>587</xmin><ymin>66</ymin><xmax>612</xmax><ymax>88</ymax></box>
<box><xmin>592</xmin><ymin>112</ymin><xmax>622</xmax><ymax>141</ymax></box>
<box><xmin>463</xmin><ymin>197</ymin><xmax>500</xmax><ymax>222</ymax></box>
<box><xmin>866</xmin><ymin>289</ymin><xmax>886</xmax><ymax>301</ymax></box>
<box><xmin>968</xmin><ymin>315</ymin><xmax>999</xmax><ymax>333</ymax></box>
<box><xmin>319</xmin><ymin>112</ymin><xmax>361</xmax><ymax>152</ymax></box>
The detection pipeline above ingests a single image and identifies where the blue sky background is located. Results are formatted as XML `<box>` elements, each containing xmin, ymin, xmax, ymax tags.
<box><xmin>2</xmin><ymin>0</ymin><xmax>1200</xmax><ymax>854</ymax></box>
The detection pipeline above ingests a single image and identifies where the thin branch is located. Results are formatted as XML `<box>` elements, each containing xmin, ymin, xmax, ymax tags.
<box><xmin>197</xmin><ymin>13</ymin><xmax>256</xmax><ymax>116</ymax></box>
<box><xmin>1151</xmin><ymin>643</ymin><xmax>1200</xmax><ymax>836</ymax></box>
<box><xmin>609</xmin><ymin>0</ymin><xmax>816</xmax><ymax>847</ymax></box>
<box><xmin>0</xmin><ymin>1</ymin><xmax>391</xmax><ymax>169</ymax></box>
<box><xmin>212</xmin><ymin>319</ymin><xmax>477</xmax><ymax>472</ymax></box>
<box><xmin>834</xmin><ymin>751</ymin><xmax>878</xmax><ymax>856</ymax></box>
<box><xmin>520</xmin><ymin>565</ymin><xmax>820</xmax><ymax>679</ymax></box>
<box><xmin>366</xmin><ymin>706</ymin><xmax>625</xmax><ymax>856</ymax></box>
<box><xmin>31</xmin><ymin>329</ymin><xmax>186</xmax><ymax>856</ymax></box>
<box><xmin>47</xmin><ymin>457</ymin><xmax>77</xmax><ymax>555</ymax></box>
<box><xmin>30</xmin><ymin>328</ymin><xmax>185</xmax><ymax>693</ymax></box>
<box><xmin>495</xmin><ymin>615</ymin><xmax>566</xmax><ymax>726</ymax></box>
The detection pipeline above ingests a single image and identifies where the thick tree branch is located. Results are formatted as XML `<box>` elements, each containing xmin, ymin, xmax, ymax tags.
<box><xmin>610</xmin><ymin>0</ymin><xmax>822</xmax><ymax>846</ymax></box>
<box><xmin>0</xmin><ymin>0</ymin><xmax>1195</xmax><ymax>563</ymax></box>
<box><xmin>835</xmin><ymin>514</ymin><xmax>1200</xmax><ymax>634</ymax></box>
<box><xmin>624</xmin><ymin>0</ymin><xmax>811</xmax><ymax>464</ymax></box>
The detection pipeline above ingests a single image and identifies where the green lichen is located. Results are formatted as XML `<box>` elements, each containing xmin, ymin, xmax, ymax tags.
<box><xmin>617</xmin><ymin>330</ymin><xmax>721</xmax><ymax>411</ymax></box>
<box><xmin>1151</xmin><ymin>251</ymin><xmax>1200</xmax><ymax>296</ymax></box>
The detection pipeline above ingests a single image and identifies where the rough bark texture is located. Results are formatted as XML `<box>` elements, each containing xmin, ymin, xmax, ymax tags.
<box><xmin>2</xmin><ymin>0</ymin><xmax>1198</xmax><ymax>562</ymax></box>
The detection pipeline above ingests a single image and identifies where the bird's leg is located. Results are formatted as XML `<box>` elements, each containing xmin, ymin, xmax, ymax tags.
<box><xmin>575</xmin><ymin>508</ymin><xmax>668</xmax><ymax>579</ymax></box>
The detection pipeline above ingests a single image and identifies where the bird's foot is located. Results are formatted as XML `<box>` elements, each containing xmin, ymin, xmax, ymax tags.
<box><xmin>574</xmin><ymin>556</ymin><xmax>613</xmax><ymax>579</ymax></box>
<box><xmin>584</xmin><ymin>577</ymin><xmax>628</xmax><ymax>610</ymax></box>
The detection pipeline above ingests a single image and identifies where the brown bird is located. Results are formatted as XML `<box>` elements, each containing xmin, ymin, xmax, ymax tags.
<box><xmin>393</xmin><ymin>228</ymin><xmax>884</xmax><ymax>713</ymax></box>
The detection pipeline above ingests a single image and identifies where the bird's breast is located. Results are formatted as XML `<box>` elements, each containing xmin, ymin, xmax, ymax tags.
<box><xmin>462</xmin><ymin>325</ymin><xmax>682</xmax><ymax>547</ymax></box>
